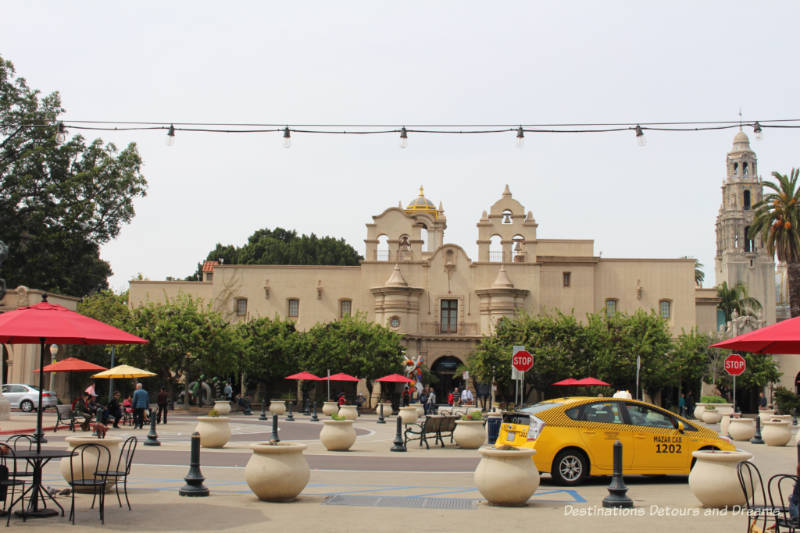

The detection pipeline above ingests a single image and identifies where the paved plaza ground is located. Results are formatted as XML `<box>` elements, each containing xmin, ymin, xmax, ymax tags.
<box><xmin>1</xmin><ymin>409</ymin><xmax>795</xmax><ymax>532</ymax></box>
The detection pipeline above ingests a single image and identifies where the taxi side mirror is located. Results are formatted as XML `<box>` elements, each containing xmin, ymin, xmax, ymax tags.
<box><xmin>676</xmin><ymin>421</ymin><xmax>685</xmax><ymax>433</ymax></box>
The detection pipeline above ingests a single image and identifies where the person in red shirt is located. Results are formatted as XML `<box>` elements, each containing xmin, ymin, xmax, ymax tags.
<box><xmin>337</xmin><ymin>392</ymin><xmax>346</xmax><ymax>407</ymax></box>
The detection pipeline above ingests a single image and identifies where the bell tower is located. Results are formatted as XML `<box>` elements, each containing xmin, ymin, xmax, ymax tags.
<box><xmin>715</xmin><ymin>130</ymin><xmax>776</xmax><ymax>325</ymax></box>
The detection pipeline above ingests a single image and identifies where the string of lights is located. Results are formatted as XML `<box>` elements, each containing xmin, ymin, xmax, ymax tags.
<box><xmin>3</xmin><ymin>118</ymin><xmax>798</xmax><ymax>148</ymax></box>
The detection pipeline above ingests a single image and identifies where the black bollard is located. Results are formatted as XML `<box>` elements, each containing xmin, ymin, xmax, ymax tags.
<box><xmin>272</xmin><ymin>414</ymin><xmax>280</xmax><ymax>442</ymax></box>
<box><xmin>179</xmin><ymin>432</ymin><xmax>209</xmax><ymax>497</ymax></box>
<box><xmin>602</xmin><ymin>440</ymin><xmax>633</xmax><ymax>508</ymax></box>
<box><xmin>752</xmin><ymin>416</ymin><xmax>765</xmax><ymax>444</ymax></box>
<box><xmin>310</xmin><ymin>400</ymin><xmax>319</xmax><ymax>422</ymax></box>
<box><xmin>303</xmin><ymin>397</ymin><xmax>310</xmax><ymax>416</ymax></box>
<box><xmin>390</xmin><ymin>416</ymin><xmax>407</xmax><ymax>452</ymax></box>
<box><xmin>286</xmin><ymin>400</ymin><xmax>295</xmax><ymax>422</ymax></box>
<box><xmin>377</xmin><ymin>402</ymin><xmax>386</xmax><ymax>424</ymax></box>
<box><xmin>144</xmin><ymin>409</ymin><xmax>161</xmax><ymax>446</ymax></box>
<box><xmin>259</xmin><ymin>401</ymin><xmax>268</xmax><ymax>421</ymax></box>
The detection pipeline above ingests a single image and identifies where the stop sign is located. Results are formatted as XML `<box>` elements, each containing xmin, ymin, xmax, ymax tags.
<box><xmin>724</xmin><ymin>354</ymin><xmax>746</xmax><ymax>376</ymax></box>
<box><xmin>512</xmin><ymin>350</ymin><xmax>534</xmax><ymax>372</ymax></box>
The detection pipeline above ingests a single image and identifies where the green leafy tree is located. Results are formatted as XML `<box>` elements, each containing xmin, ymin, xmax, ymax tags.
<box><xmin>716</xmin><ymin>281</ymin><xmax>763</xmax><ymax>322</ymax></box>
<box><xmin>72</xmin><ymin>290</ymin><xmax>133</xmax><ymax>368</ymax></box>
<box><xmin>120</xmin><ymin>295</ymin><xmax>241</xmax><ymax>398</ymax></box>
<box><xmin>301</xmin><ymin>313</ymin><xmax>405</xmax><ymax>404</ymax></box>
<box><xmin>186</xmin><ymin>227</ymin><xmax>362</xmax><ymax>280</ymax></box>
<box><xmin>0</xmin><ymin>56</ymin><xmax>147</xmax><ymax>296</ymax></box>
<box><xmin>750</xmin><ymin>169</ymin><xmax>800</xmax><ymax>317</ymax></box>
<box><xmin>669</xmin><ymin>329</ymin><xmax>717</xmax><ymax>394</ymax></box>
<box><xmin>238</xmin><ymin>317</ymin><xmax>302</xmax><ymax>399</ymax></box>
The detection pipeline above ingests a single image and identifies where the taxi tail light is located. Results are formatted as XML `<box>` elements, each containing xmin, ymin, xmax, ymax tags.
<box><xmin>526</xmin><ymin>416</ymin><xmax>545</xmax><ymax>441</ymax></box>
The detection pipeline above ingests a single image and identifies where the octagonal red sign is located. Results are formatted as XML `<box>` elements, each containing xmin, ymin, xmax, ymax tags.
<box><xmin>724</xmin><ymin>354</ymin><xmax>746</xmax><ymax>376</ymax></box>
<box><xmin>512</xmin><ymin>350</ymin><xmax>534</xmax><ymax>372</ymax></box>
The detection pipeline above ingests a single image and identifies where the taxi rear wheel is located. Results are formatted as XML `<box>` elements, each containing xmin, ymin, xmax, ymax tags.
<box><xmin>551</xmin><ymin>448</ymin><xmax>588</xmax><ymax>486</ymax></box>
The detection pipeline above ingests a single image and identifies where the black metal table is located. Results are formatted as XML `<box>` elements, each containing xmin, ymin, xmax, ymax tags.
<box><xmin>11</xmin><ymin>448</ymin><xmax>75</xmax><ymax>518</ymax></box>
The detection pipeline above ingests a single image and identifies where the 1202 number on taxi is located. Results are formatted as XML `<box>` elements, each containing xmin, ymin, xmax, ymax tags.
<box><xmin>654</xmin><ymin>435</ymin><xmax>682</xmax><ymax>454</ymax></box>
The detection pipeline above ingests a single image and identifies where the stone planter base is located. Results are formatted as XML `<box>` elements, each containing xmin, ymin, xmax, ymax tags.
<box><xmin>194</xmin><ymin>416</ymin><xmax>231</xmax><ymax>448</ymax></box>
<box><xmin>454</xmin><ymin>420</ymin><xmax>486</xmax><ymax>449</ymax></box>
<box><xmin>474</xmin><ymin>447</ymin><xmax>539</xmax><ymax>506</ymax></box>
<box><xmin>213</xmin><ymin>401</ymin><xmax>231</xmax><ymax>415</ymax></box>
<box><xmin>763</xmin><ymin>421</ymin><xmax>792</xmax><ymax>446</ymax></box>
<box><xmin>398</xmin><ymin>406</ymin><xmax>418</xmax><ymax>425</ymax></box>
<box><xmin>322</xmin><ymin>402</ymin><xmax>338</xmax><ymax>416</ymax></box>
<box><xmin>338</xmin><ymin>405</ymin><xmax>358</xmax><ymax>420</ymax></box>
<box><xmin>320</xmin><ymin>419</ymin><xmax>357</xmax><ymax>451</ymax></box>
<box><xmin>61</xmin><ymin>435</ymin><xmax>123</xmax><ymax>493</ymax></box>
<box><xmin>701</xmin><ymin>409</ymin><xmax>722</xmax><ymax>424</ymax></box>
<box><xmin>728</xmin><ymin>418</ymin><xmax>756</xmax><ymax>441</ymax></box>
<box><xmin>245</xmin><ymin>442</ymin><xmax>310</xmax><ymax>501</ymax></box>
<box><xmin>269</xmin><ymin>400</ymin><xmax>286</xmax><ymax>415</ymax></box>
<box><xmin>689</xmin><ymin>450</ymin><xmax>752</xmax><ymax>507</ymax></box>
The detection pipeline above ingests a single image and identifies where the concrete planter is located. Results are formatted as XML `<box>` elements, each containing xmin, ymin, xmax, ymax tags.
<box><xmin>689</xmin><ymin>450</ymin><xmax>753</xmax><ymax>507</ymax></box>
<box><xmin>61</xmin><ymin>435</ymin><xmax>123</xmax><ymax>492</ymax></box>
<box><xmin>474</xmin><ymin>447</ymin><xmax>539</xmax><ymax>506</ymax></box>
<box><xmin>454</xmin><ymin>420</ymin><xmax>486</xmax><ymax>449</ymax></box>
<box><xmin>762</xmin><ymin>420</ymin><xmax>792</xmax><ymax>446</ymax></box>
<box><xmin>338</xmin><ymin>405</ymin><xmax>358</xmax><ymax>420</ymax></box>
<box><xmin>768</xmin><ymin>414</ymin><xmax>792</xmax><ymax>425</ymax></box>
<box><xmin>702</xmin><ymin>409</ymin><xmax>722</xmax><ymax>424</ymax></box>
<box><xmin>467</xmin><ymin>407</ymin><xmax>483</xmax><ymax>417</ymax></box>
<box><xmin>213</xmin><ymin>400</ymin><xmax>231</xmax><ymax>415</ymax></box>
<box><xmin>693</xmin><ymin>403</ymin><xmax>708</xmax><ymax>420</ymax></box>
<box><xmin>715</xmin><ymin>403</ymin><xmax>735</xmax><ymax>416</ymax></box>
<box><xmin>269</xmin><ymin>400</ymin><xmax>286</xmax><ymax>415</ymax></box>
<box><xmin>381</xmin><ymin>402</ymin><xmax>394</xmax><ymax>416</ymax></box>
<box><xmin>245</xmin><ymin>442</ymin><xmax>310</xmax><ymax>501</ymax></box>
<box><xmin>414</xmin><ymin>404</ymin><xmax>425</xmax><ymax>417</ymax></box>
<box><xmin>398</xmin><ymin>406</ymin><xmax>419</xmax><ymax>425</ymax></box>
<box><xmin>194</xmin><ymin>416</ymin><xmax>231</xmax><ymax>448</ymax></box>
<box><xmin>320</xmin><ymin>419</ymin><xmax>357</xmax><ymax>451</ymax></box>
<box><xmin>758</xmin><ymin>410</ymin><xmax>777</xmax><ymax>424</ymax></box>
<box><xmin>720</xmin><ymin>415</ymin><xmax>731</xmax><ymax>437</ymax></box>
<box><xmin>322</xmin><ymin>402</ymin><xmax>339</xmax><ymax>416</ymax></box>
<box><xmin>728</xmin><ymin>418</ymin><xmax>756</xmax><ymax>441</ymax></box>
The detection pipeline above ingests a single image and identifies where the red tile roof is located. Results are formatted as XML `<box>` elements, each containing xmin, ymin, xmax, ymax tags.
<box><xmin>201</xmin><ymin>260</ymin><xmax>219</xmax><ymax>273</ymax></box>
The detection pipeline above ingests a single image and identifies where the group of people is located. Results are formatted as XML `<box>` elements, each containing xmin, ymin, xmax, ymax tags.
<box><xmin>447</xmin><ymin>387</ymin><xmax>474</xmax><ymax>407</ymax></box>
<box><xmin>71</xmin><ymin>383</ymin><xmax>170</xmax><ymax>429</ymax></box>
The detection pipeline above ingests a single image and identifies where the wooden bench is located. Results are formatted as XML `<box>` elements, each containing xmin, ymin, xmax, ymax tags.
<box><xmin>404</xmin><ymin>415</ymin><xmax>458</xmax><ymax>448</ymax></box>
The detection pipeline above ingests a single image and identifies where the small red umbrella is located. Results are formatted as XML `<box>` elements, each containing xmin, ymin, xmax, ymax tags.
<box><xmin>552</xmin><ymin>378</ymin><xmax>581</xmax><ymax>386</ymax></box>
<box><xmin>325</xmin><ymin>372</ymin><xmax>360</xmax><ymax>382</ymax></box>
<box><xmin>285</xmin><ymin>371</ymin><xmax>322</xmax><ymax>381</ymax></box>
<box><xmin>34</xmin><ymin>357</ymin><xmax>107</xmax><ymax>373</ymax></box>
<box><xmin>574</xmin><ymin>377</ymin><xmax>611</xmax><ymax>386</ymax></box>
<box><xmin>376</xmin><ymin>373</ymin><xmax>415</xmax><ymax>383</ymax></box>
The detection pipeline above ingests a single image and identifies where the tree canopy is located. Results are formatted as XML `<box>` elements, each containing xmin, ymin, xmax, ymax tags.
<box><xmin>187</xmin><ymin>227</ymin><xmax>362</xmax><ymax>279</ymax></box>
<box><xmin>0</xmin><ymin>56</ymin><xmax>147</xmax><ymax>296</ymax></box>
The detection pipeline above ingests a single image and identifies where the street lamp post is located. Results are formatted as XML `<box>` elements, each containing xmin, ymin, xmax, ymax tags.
<box><xmin>49</xmin><ymin>344</ymin><xmax>58</xmax><ymax>393</ymax></box>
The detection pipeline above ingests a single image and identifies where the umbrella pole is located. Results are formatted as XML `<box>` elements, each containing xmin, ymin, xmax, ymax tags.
<box><xmin>35</xmin><ymin>338</ymin><xmax>46</xmax><ymax>452</ymax></box>
<box><xmin>109</xmin><ymin>345</ymin><xmax>116</xmax><ymax>399</ymax></box>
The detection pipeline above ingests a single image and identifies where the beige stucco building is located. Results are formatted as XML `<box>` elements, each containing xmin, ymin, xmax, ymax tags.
<box><xmin>130</xmin><ymin>183</ymin><xmax>720</xmax><ymax>397</ymax></box>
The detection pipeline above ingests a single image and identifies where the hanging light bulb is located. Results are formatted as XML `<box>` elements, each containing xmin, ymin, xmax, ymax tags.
<box><xmin>635</xmin><ymin>124</ymin><xmax>646</xmax><ymax>147</ymax></box>
<box><xmin>166</xmin><ymin>124</ymin><xmax>175</xmax><ymax>146</ymax></box>
<box><xmin>399</xmin><ymin>127</ymin><xmax>408</xmax><ymax>149</ymax></box>
<box><xmin>753</xmin><ymin>121</ymin><xmax>763</xmax><ymax>141</ymax></box>
<box><xmin>282</xmin><ymin>127</ymin><xmax>292</xmax><ymax>149</ymax></box>
<box><xmin>516</xmin><ymin>126</ymin><xmax>525</xmax><ymax>149</ymax></box>
<box><xmin>55</xmin><ymin>122</ymin><xmax>67</xmax><ymax>145</ymax></box>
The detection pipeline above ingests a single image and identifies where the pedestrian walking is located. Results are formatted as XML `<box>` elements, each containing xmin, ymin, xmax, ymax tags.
<box><xmin>132</xmin><ymin>382</ymin><xmax>149</xmax><ymax>429</ymax></box>
<box><xmin>157</xmin><ymin>387</ymin><xmax>169</xmax><ymax>424</ymax></box>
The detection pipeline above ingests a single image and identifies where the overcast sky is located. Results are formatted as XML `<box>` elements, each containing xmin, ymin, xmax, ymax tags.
<box><xmin>3</xmin><ymin>2</ymin><xmax>799</xmax><ymax>293</ymax></box>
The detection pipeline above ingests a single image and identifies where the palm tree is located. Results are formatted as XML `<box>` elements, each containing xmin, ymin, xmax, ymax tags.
<box><xmin>750</xmin><ymin>168</ymin><xmax>800</xmax><ymax>317</ymax></box>
<box><xmin>694</xmin><ymin>259</ymin><xmax>705</xmax><ymax>286</ymax></box>
<box><xmin>716</xmin><ymin>281</ymin><xmax>762</xmax><ymax>322</ymax></box>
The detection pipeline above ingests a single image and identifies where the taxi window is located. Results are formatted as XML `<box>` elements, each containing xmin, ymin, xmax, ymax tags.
<box><xmin>566</xmin><ymin>402</ymin><xmax>625</xmax><ymax>424</ymax></box>
<box><xmin>520</xmin><ymin>401</ymin><xmax>564</xmax><ymax>416</ymax></box>
<box><xmin>626</xmin><ymin>403</ymin><xmax>676</xmax><ymax>429</ymax></box>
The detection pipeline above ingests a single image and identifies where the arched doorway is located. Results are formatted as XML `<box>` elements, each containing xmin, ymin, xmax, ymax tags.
<box><xmin>431</xmin><ymin>356</ymin><xmax>464</xmax><ymax>405</ymax></box>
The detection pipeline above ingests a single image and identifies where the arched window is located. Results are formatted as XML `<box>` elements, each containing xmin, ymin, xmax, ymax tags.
<box><xmin>743</xmin><ymin>190</ymin><xmax>751</xmax><ymax>210</ymax></box>
<box><xmin>501</xmin><ymin>209</ymin><xmax>513</xmax><ymax>224</ymax></box>
<box><xmin>733</xmin><ymin>162</ymin><xmax>738</xmax><ymax>176</ymax></box>
<box><xmin>744</xmin><ymin>226</ymin><xmax>755</xmax><ymax>253</ymax></box>
<box><xmin>743</xmin><ymin>162</ymin><xmax>749</xmax><ymax>176</ymax></box>
<box><xmin>420</xmin><ymin>226</ymin><xmax>429</xmax><ymax>252</ymax></box>
<box><xmin>377</xmin><ymin>235</ymin><xmax>389</xmax><ymax>261</ymax></box>
<box><xmin>489</xmin><ymin>235</ymin><xmax>502</xmax><ymax>262</ymax></box>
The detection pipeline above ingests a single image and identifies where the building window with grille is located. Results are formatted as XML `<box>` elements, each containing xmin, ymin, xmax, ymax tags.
<box><xmin>235</xmin><ymin>298</ymin><xmax>247</xmax><ymax>316</ymax></box>
<box><xmin>659</xmin><ymin>300</ymin><xmax>671</xmax><ymax>319</ymax></box>
<box><xmin>563</xmin><ymin>272</ymin><xmax>571</xmax><ymax>287</ymax></box>
<box><xmin>605</xmin><ymin>299</ymin><xmax>617</xmax><ymax>317</ymax></box>
<box><xmin>339</xmin><ymin>299</ymin><xmax>352</xmax><ymax>318</ymax></box>
<box><xmin>288</xmin><ymin>298</ymin><xmax>299</xmax><ymax>318</ymax></box>
<box><xmin>440</xmin><ymin>299</ymin><xmax>458</xmax><ymax>333</ymax></box>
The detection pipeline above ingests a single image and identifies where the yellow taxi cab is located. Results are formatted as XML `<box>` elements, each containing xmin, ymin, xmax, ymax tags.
<box><xmin>496</xmin><ymin>397</ymin><xmax>736</xmax><ymax>485</ymax></box>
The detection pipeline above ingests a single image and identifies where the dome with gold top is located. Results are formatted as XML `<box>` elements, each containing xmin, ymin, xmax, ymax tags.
<box><xmin>405</xmin><ymin>186</ymin><xmax>438</xmax><ymax>218</ymax></box>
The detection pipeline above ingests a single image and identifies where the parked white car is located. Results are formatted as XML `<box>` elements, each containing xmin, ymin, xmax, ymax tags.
<box><xmin>1</xmin><ymin>384</ymin><xmax>58</xmax><ymax>412</ymax></box>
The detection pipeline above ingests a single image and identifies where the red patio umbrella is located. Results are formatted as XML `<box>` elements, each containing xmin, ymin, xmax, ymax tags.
<box><xmin>325</xmin><ymin>372</ymin><xmax>360</xmax><ymax>382</ymax></box>
<box><xmin>711</xmin><ymin>317</ymin><xmax>800</xmax><ymax>353</ymax></box>
<box><xmin>552</xmin><ymin>378</ymin><xmax>581</xmax><ymax>386</ymax></box>
<box><xmin>376</xmin><ymin>373</ymin><xmax>415</xmax><ymax>383</ymax></box>
<box><xmin>574</xmin><ymin>377</ymin><xmax>611</xmax><ymax>386</ymax></box>
<box><xmin>0</xmin><ymin>295</ymin><xmax>147</xmax><ymax>452</ymax></box>
<box><xmin>34</xmin><ymin>357</ymin><xmax>107</xmax><ymax>373</ymax></box>
<box><xmin>285</xmin><ymin>371</ymin><xmax>322</xmax><ymax>381</ymax></box>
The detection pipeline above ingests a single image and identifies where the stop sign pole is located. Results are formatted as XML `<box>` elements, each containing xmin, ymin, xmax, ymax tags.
<box><xmin>725</xmin><ymin>354</ymin><xmax>746</xmax><ymax>412</ymax></box>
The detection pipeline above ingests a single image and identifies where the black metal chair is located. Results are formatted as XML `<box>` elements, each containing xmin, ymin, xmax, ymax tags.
<box><xmin>0</xmin><ymin>446</ymin><xmax>28</xmax><ymax>526</ymax></box>
<box><xmin>3</xmin><ymin>436</ymin><xmax>33</xmax><ymax>482</ymax></box>
<box><xmin>96</xmin><ymin>436</ymin><xmax>137</xmax><ymax>510</ymax></box>
<box><xmin>769</xmin><ymin>474</ymin><xmax>800</xmax><ymax>532</ymax></box>
<box><xmin>738</xmin><ymin>460</ymin><xmax>778</xmax><ymax>533</ymax></box>
<box><xmin>67</xmin><ymin>443</ymin><xmax>110</xmax><ymax>525</ymax></box>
